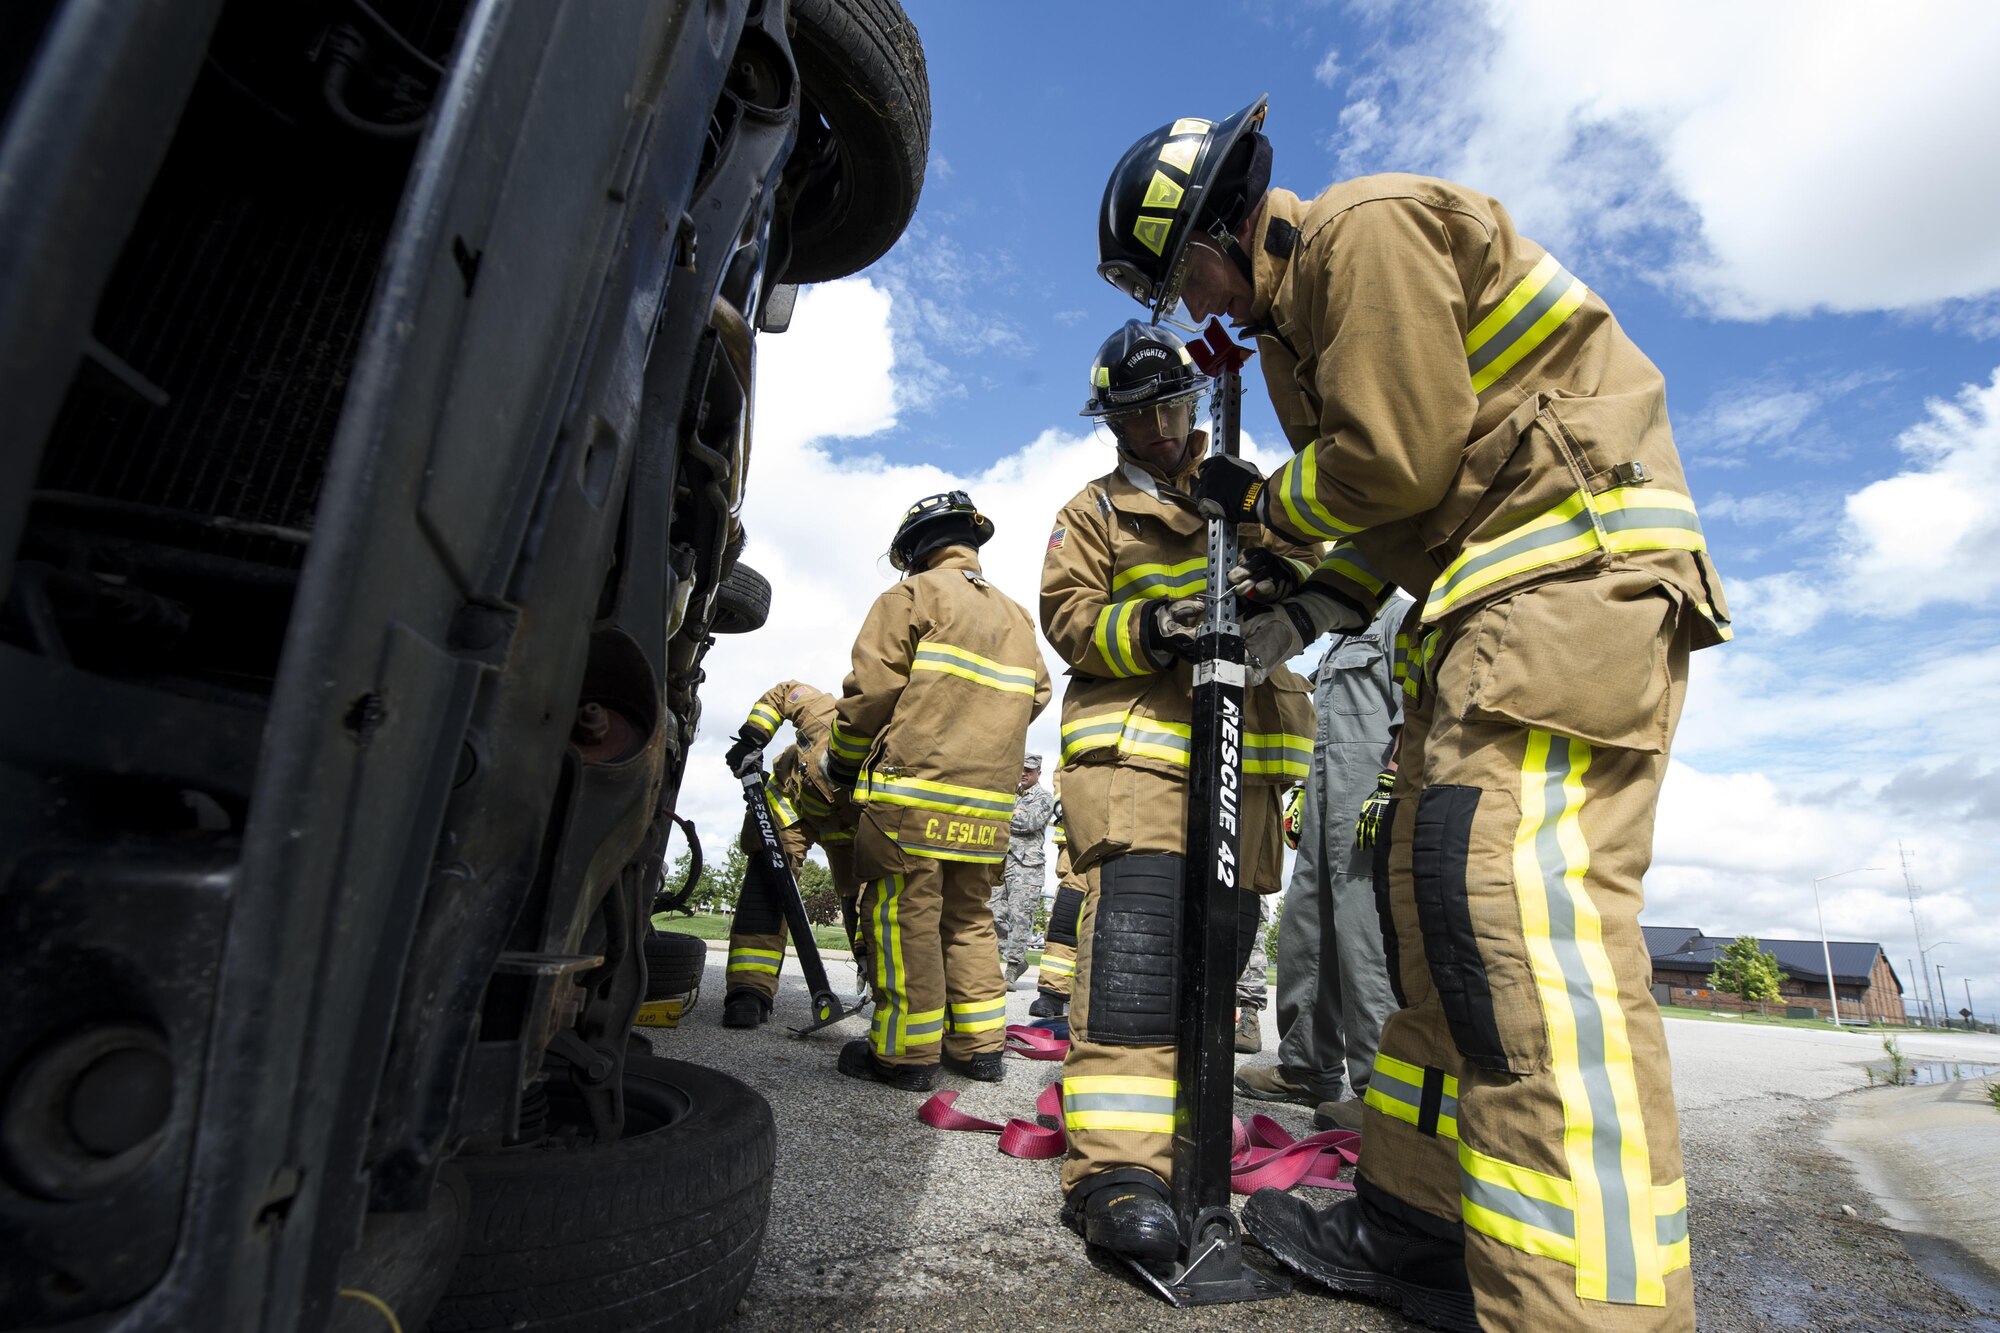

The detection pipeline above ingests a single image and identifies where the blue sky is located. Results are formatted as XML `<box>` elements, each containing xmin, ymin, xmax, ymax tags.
<box><xmin>685</xmin><ymin>1</ymin><xmax>2000</xmax><ymax>1025</ymax></box>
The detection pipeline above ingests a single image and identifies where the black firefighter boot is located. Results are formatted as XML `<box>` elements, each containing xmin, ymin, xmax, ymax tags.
<box><xmin>835</xmin><ymin>1038</ymin><xmax>938</xmax><ymax>1091</ymax></box>
<box><xmin>1061</xmin><ymin>1168</ymin><xmax>1181</xmax><ymax>1270</ymax></box>
<box><xmin>721</xmin><ymin>988</ymin><xmax>771</xmax><ymax>1029</ymax></box>
<box><xmin>1241</xmin><ymin>1184</ymin><xmax>1477</xmax><ymax>1333</ymax></box>
<box><xmin>1029</xmin><ymin>988</ymin><xmax>1067</xmax><ymax>1019</ymax></box>
<box><xmin>942</xmin><ymin>1049</ymin><xmax>1005</xmax><ymax>1082</ymax></box>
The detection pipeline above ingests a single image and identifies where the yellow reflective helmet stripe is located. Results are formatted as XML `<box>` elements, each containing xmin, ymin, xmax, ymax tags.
<box><xmin>1093</xmin><ymin>365</ymin><xmax>1111</xmax><ymax>387</ymax></box>
<box><xmin>1169</xmin><ymin>116</ymin><xmax>1212</xmax><ymax>136</ymax></box>
<box><xmin>1466</xmin><ymin>253</ymin><xmax>1590</xmax><ymax>394</ymax></box>
<box><xmin>1141</xmin><ymin>169</ymin><xmax>1185</xmax><ymax>212</ymax></box>
<box><xmin>1514</xmin><ymin>730</ymin><xmax>1663</xmax><ymax>1306</ymax></box>
<box><xmin>1133</xmin><ymin>216</ymin><xmax>1173</xmax><ymax>257</ymax></box>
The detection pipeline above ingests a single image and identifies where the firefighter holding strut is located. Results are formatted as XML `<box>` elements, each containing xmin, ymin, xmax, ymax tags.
<box><xmin>1043</xmin><ymin>321</ymin><xmax>1315</xmax><ymax>1267</ymax></box>
<box><xmin>717</xmin><ymin>680</ymin><xmax>864</xmax><ymax>1027</ymax></box>
<box><xmin>823</xmin><ymin>493</ymin><xmax>1051</xmax><ymax>1090</ymax></box>
<box><xmin>1097</xmin><ymin>98</ymin><xmax>1729</xmax><ymax>1331</ymax></box>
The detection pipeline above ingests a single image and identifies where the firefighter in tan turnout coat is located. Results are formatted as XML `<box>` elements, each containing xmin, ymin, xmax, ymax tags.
<box><xmin>1099</xmin><ymin>99</ymin><xmax>1730</xmax><ymax>1331</ymax></box>
<box><xmin>718</xmin><ymin>680</ymin><xmax>864</xmax><ymax>1027</ymax></box>
<box><xmin>823</xmin><ymin>492</ymin><xmax>1051</xmax><ymax>1090</ymax></box>
<box><xmin>1045</xmin><ymin>320</ymin><xmax>1314</xmax><ymax>1266</ymax></box>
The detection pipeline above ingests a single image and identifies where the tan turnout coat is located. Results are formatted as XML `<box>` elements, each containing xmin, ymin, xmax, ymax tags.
<box><xmin>1244</xmin><ymin>178</ymin><xmax>1729</xmax><ymax>647</ymax></box>
<box><xmin>831</xmin><ymin>547</ymin><xmax>1052</xmax><ymax>875</ymax></box>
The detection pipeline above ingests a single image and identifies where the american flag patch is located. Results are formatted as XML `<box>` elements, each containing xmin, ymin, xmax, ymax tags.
<box><xmin>1047</xmin><ymin>527</ymin><xmax>1067</xmax><ymax>550</ymax></box>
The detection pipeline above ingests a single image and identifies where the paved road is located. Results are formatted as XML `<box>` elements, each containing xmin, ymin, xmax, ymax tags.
<box><xmin>641</xmin><ymin>949</ymin><xmax>2000</xmax><ymax>1331</ymax></box>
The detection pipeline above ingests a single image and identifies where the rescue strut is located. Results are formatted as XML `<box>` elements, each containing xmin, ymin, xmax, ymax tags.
<box><xmin>739</xmin><ymin>770</ymin><xmax>870</xmax><ymax>1038</ymax></box>
<box><xmin>1132</xmin><ymin>319</ymin><xmax>1289</xmax><ymax>1307</ymax></box>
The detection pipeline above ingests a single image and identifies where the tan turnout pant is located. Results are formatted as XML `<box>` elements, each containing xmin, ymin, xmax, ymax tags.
<box><xmin>725</xmin><ymin>818</ymin><xmax>860</xmax><ymax>1001</ymax></box>
<box><xmin>856</xmin><ymin>856</ymin><xmax>1008</xmax><ymax>1068</ymax></box>
<box><xmin>1363</xmin><ymin>571</ymin><xmax>1695</xmax><ymax>1330</ymax></box>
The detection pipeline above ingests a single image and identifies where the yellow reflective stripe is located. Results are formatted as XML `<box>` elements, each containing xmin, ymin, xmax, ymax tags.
<box><xmin>1142</xmin><ymin>168</ymin><xmax>1184</xmax><ymax>211</ymax></box>
<box><xmin>948</xmin><ymin>998</ymin><xmax>1007</xmax><ymax>1033</ymax></box>
<box><xmin>1459</xmin><ymin>1141</ymin><xmax>1580</xmax><ymax>1266</ymax></box>
<box><xmin>1111</xmin><ymin>557</ymin><xmax>1207</xmax><ymax>600</ymax></box>
<box><xmin>1315</xmin><ymin>542</ymin><xmax>1388</xmax><ymax>597</ymax></box>
<box><xmin>1271</xmin><ymin>440</ymin><xmax>1362</xmax><ymax>541</ymax></box>
<box><xmin>744</xmin><ymin>704</ymin><xmax>781</xmax><ymax>735</ymax></box>
<box><xmin>1364</xmin><ymin>1050</ymin><xmax>1461</xmax><ymax>1140</ymax></box>
<box><xmin>727</xmin><ymin>947</ymin><xmax>782</xmax><ymax>975</ymax></box>
<box><xmin>1516</xmin><ymin>730</ymin><xmax>1661</xmax><ymax>1306</ymax></box>
<box><xmin>765</xmin><ymin>788</ymin><xmax>798</xmax><ymax>825</ymax></box>
<box><xmin>1425</xmin><ymin>485</ymin><xmax>1707</xmax><ymax>620</ymax></box>
<box><xmin>912</xmin><ymin>642</ymin><xmax>1040</xmax><ymax>695</ymax></box>
<box><xmin>870</xmin><ymin>874</ymin><xmax>907</xmax><ymax>1055</ymax></box>
<box><xmin>1039</xmin><ymin>955</ymin><xmax>1075</xmax><ymax>977</ymax></box>
<box><xmin>1093</xmin><ymin>365</ymin><xmax>1111</xmax><ymax>387</ymax></box>
<box><xmin>883</xmin><ymin>831</ymin><xmax>1007</xmax><ymax>865</ymax></box>
<box><xmin>1243</xmin><ymin>731</ymin><xmax>1312</xmax><ymax>780</ymax></box>
<box><xmin>1466</xmin><ymin>253</ymin><xmax>1589</xmax><ymax>394</ymax></box>
<box><xmin>1060</xmin><ymin>708</ymin><xmax>1193</xmax><ymax>766</ymax></box>
<box><xmin>857</xmin><ymin>772</ymin><xmax>1016</xmax><ymax>812</ymax></box>
<box><xmin>1064</xmin><ymin>1074</ymin><xmax>1177</xmax><ymax>1134</ymax></box>
<box><xmin>1092</xmin><ymin>599</ymin><xmax>1150</xmax><ymax>678</ymax></box>
<box><xmin>1654</xmin><ymin>1179</ymin><xmax>1690</xmax><ymax>1274</ymax></box>
<box><xmin>828</xmin><ymin>719</ymin><xmax>871</xmax><ymax>762</ymax></box>
<box><xmin>819</xmin><ymin>828</ymin><xmax>855</xmax><ymax>843</ymax></box>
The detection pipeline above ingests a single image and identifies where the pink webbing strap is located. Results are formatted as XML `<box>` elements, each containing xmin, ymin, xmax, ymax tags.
<box><xmin>1003</xmin><ymin>1024</ymin><xmax>1069</xmax><ymax>1060</ymax></box>
<box><xmin>920</xmin><ymin>1079</ymin><xmax>1359</xmax><ymax>1185</ymax></box>
<box><xmin>916</xmin><ymin>1086</ymin><xmax>1065</xmax><ymax>1159</ymax></box>
<box><xmin>1230</xmin><ymin>1114</ymin><xmax>1359</xmax><ymax>1192</ymax></box>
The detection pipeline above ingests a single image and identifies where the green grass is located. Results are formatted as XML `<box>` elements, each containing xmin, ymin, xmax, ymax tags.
<box><xmin>1986</xmin><ymin>1081</ymin><xmax>2000</xmax><ymax>1113</ymax></box>
<box><xmin>1659</xmin><ymin>1004</ymin><xmax>1883</xmax><ymax>1032</ymax></box>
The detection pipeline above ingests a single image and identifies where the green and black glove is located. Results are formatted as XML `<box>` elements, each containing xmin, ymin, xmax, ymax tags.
<box><xmin>1354</xmin><ymin>770</ymin><xmax>1396</xmax><ymax>848</ymax></box>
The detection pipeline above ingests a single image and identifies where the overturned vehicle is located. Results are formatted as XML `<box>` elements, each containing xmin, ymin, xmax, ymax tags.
<box><xmin>0</xmin><ymin>0</ymin><xmax>926</xmax><ymax>1328</ymax></box>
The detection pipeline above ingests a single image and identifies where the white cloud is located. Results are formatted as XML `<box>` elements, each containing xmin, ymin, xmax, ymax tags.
<box><xmin>1336</xmin><ymin>0</ymin><xmax>2000</xmax><ymax>319</ymax></box>
<box><xmin>1312</xmin><ymin>47</ymin><xmax>1342</xmax><ymax>88</ymax></box>
<box><xmin>1839</xmin><ymin>367</ymin><xmax>2000</xmax><ymax>613</ymax></box>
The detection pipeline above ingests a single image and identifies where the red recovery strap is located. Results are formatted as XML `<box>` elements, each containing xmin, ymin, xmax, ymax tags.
<box><xmin>918</xmin><ymin>1026</ymin><xmax>1361</xmax><ymax>1190</ymax></box>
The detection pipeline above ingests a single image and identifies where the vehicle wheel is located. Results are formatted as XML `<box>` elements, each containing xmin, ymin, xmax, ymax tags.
<box><xmin>783</xmin><ymin>0</ymin><xmax>930</xmax><ymax>282</ymax></box>
<box><xmin>709</xmin><ymin>562</ymin><xmax>771</xmax><ymax>635</ymax></box>
<box><xmin>429</xmin><ymin>1056</ymin><xmax>776</xmax><ymax>1333</ymax></box>
<box><xmin>644</xmin><ymin>929</ymin><xmax>709</xmax><ymax>1000</ymax></box>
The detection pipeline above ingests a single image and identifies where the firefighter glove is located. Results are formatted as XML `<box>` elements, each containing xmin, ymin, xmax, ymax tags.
<box><xmin>723</xmin><ymin>731</ymin><xmax>765</xmax><ymax>778</ymax></box>
<box><xmin>1240</xmin><ymin>607</ymin><xmax>1301</xmax><ymax>686</ymax></box>
<box><xmin>819</xmin><ymin>745</ymin><xmax>860</xmax><ymax>793</ymax></box>
<box><xmin>1227</xmin><ymin>547</ymin><xmax>1302</xmax><ymax>604</ymax></box>
<box><xmin>1282</xmin><ymin>785</ymin><xmax>1305</xmax><ymax>850</ymax></box>
<box><xmin>1355</xmin><ymin>770</ymin><xmax>1395</xmax><ymax>848</ymax></box>
<box><xmin>1285</xmin><ymin>586</ymin><xmax>1367</xmax><ymax>641</ymax></box>
<box><xmin>1141</xmin><ymin>596</ymin><xmax>1206</xmax><ymax>667</ymax></box>
<box><xmin>1193</xmin><ymin>455</ymin><xmax>1266</xmax><ymax>523</ymax></box>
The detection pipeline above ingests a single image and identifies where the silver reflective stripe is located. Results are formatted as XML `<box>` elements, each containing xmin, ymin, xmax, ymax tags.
<box><xmin>867</xmin><ymin>779</ymin><xmax>1016</xmax><ymax>816</ymax></box>
<box><xmin>874</xmin><ymin>877</ymin><xmax>902</xmax><ymax>1053</ymax></box>
<box><xmin>1372</xmin><ymin>1069</ymin><xmax>1459</xmax><ymax>1125</ymax></box>
<box><xmin>950</xmin><ymin>1003</ymin><xmax>1005</xmax><ymax>1027</ymax></box>
<box><xmin>904</xmin><ymin>1017</ymin><xmax>943</xmax><ymax>1037</ymax></box>
<box><xmin>1535</xmin><ymin>737</ymin><xmax>1639</xmax><ymax>1302</ymax></box>
<box><xmin>1063</xmin><ymin>1092</ymin><xmax>1176</xmax><ymax>1115</ymax></box>
<box><xmin>1467</xmin><ymin>264</ymin><xmax>1582</xmax><ymax>377</ymax></box>
<box><xmin>1656</xmin><ymin>1208</ymin><xmax>1688</xmax><ymax>1247</ymax></box>
<box><xmin>1113</xmin><ymin>571</ymin><xmax>1207</xmax><ymax>599</ymax></box>
<box><xmin>1462</xmin><ymin>1172</ymin><xmax>1576</xmax><ymax>1240</ymax></box>
<box><xmin>1601</xmin><ymin>505</ymin><xmax>1704</xmax><ymax>538</ymax></box>
<box><xmin>1436</xmin><ymin>507</ymin><xmax>1596</xmax><ymax>606</ymax></box>
<box><xmin>913</xmin><ymin>646</ymin><xmax>1037</xmax><ymax>689</ymax></box>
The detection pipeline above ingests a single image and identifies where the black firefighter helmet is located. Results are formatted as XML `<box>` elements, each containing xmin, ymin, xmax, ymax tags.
<box><xmin>888</xmin><ymin>489</ymin><xmax>994</xmax><ymax>571</ymax></box>
<box><xmin>1080</xmin><ymin>320</ymin><xmax>1209</xmax><ymax>429</ymax></box>
<box><xmin>1097</xmin><ymin>96</ymin><xmax>1270</xmax><ymax>321</ymax></box>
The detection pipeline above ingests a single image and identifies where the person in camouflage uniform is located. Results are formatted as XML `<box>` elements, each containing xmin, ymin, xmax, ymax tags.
<box><xmin>990</xmin><ymin>754</ymin><xmax>1053</xmax><ymax>986</ymax></box>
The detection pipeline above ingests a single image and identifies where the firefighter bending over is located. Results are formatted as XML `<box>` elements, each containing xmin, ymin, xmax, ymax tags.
<box><xmin>1098</xmin><ymin>97</ymin><xmax>1729</xmax><ymax>1332</ymax></box>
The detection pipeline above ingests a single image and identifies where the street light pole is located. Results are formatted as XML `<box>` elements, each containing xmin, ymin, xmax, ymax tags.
<box><xmin>1920</xmin><ymin>941</ymin><xmax>1955</xmax><ymax>1028</ymax></box>
<box><xmin>1968</xmin><ymin>979</ymin><xmax>1977</xmax><ymax>1032</ymax></box>
<box><xmin>1938</xmin><ymin>963</ymin><xmax>1949</xmax><ymax>1027</ymax></box>
<box><xmin>1811</xmin><ymin>867</ymin><xmax>1882</xmax><ymax>1025</ymax></box>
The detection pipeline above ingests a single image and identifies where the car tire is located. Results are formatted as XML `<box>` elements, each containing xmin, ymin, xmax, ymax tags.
<box><xmin>644</xmin><ymin>929</ymin><xmax>709</xmax><ymax>1000</ymax></box>
<box><xmin>428</xmin><ymin>1056</ymin><xmax>776</xmax><ymax>1333</ymax></box>
<box><xmin>783</xmin><ymin>0</ymin><xmax>930</xmax><ymax>282</ymax></box>
<box><xmin>709</xmin><ymin>561</ymin><xmax>771</xmax><ymax>635</ymax></box>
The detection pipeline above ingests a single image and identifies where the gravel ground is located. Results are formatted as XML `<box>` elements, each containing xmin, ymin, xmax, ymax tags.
<box><xmin>641</xmin><ymin>951</ymin><xmax>2000</xmax><ymax>1331</ymax></box>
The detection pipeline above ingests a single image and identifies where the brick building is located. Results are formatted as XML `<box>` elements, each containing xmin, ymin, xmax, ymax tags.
<box><xmin>1644</xmin><ymin>925</ymin><xmax>1908</xmax><ymax>1024</ymax></box>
